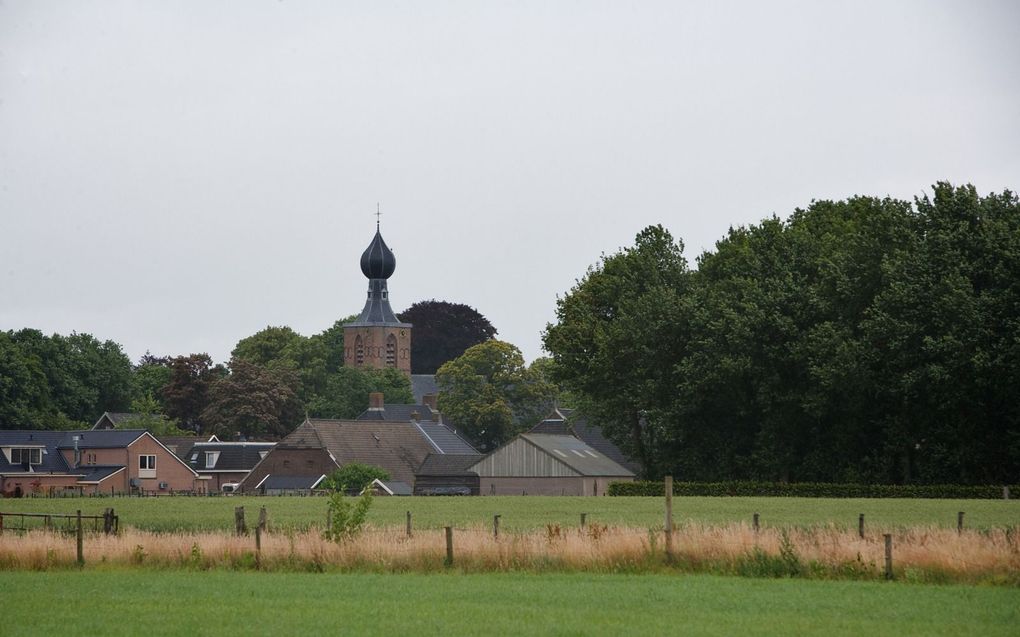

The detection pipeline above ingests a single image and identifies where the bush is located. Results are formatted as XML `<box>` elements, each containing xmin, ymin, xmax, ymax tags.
<box><xmin>607</xmin><ymin>481</ymin><xmax>1020</xmax><ymax>498</ymax></box>
<box><xmin>323</xmin><ymin>490</ymin><xmax>373</xmax><ymax>543</ymax></box>
<box><xmin>322</xmin><ymin>463</ymin><xmax>391</xmax><ymax>493</ymax></box>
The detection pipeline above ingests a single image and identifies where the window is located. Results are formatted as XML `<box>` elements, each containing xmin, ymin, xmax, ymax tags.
<box><xmin>11</xmin><ymin>448</ymin><xmax>42</xmax><ymax>464</ymax></box>
<box><xmin>205</xmin><ymin>451</ymin><xmax>220</xmax><ymax>468</ymax></box>
<box><xmin>138</xmin><ymin>454</ymin><xmax>156</xmax><ymax>478</ymax></box>
<box><xmin>355</xmin><ymin>335</ymin><xmax>365</xmax><ymax>365</ymax></box>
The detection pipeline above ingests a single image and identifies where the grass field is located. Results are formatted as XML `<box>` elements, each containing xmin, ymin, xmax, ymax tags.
<box><xmin>0</xmin><ymin>495</ymin><xmax>1017</xmax><ymax>532</ymax></box>
<box><xmin>1</xmin><ymin>571</ymin><xmax>1017</xmax><ymax>636</ymax></box>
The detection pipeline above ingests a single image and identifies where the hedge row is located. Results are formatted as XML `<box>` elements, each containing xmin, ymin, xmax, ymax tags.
<box><xmin>607</xmin><ymin>481</ymin><xmax>1019</xmax><ymax>499</ymax></box>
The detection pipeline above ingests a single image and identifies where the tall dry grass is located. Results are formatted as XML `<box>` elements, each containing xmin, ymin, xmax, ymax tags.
<box><xmin>1</xmin><ymin>523</ymin><xmax>1017</xmax><ymax>583</ymax></box>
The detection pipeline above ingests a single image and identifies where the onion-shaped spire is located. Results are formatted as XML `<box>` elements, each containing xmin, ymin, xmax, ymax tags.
<box><xmin>360</xmin><ymin>225</ymin><xmax>396</xmax><ymax>280</ymax></box>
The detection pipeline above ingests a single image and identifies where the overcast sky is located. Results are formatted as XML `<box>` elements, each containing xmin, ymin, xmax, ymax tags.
<box><xmin>2</xmin><ymin>1</ymin><xmax>1018</xmax><ymax>366</ymax></box>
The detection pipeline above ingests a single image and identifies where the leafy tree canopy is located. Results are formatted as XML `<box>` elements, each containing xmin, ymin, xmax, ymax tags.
<box><xmin>436</xmin><ymin>340</ymin><xmax>556</xmax><ymax>452</ymax></box>
<box><xmin>322</xmin><ymin>463</ymin><xmax>391</xmax><ymax>492</ymax></box>
<box><xmin>544</xmin><ymin>184</ymin><xmax>1020</xmax><ymax>485</ymax></box>
<box><xmin>200</xmin><ymin>358</ymin><xmax>303</xmax><ymax>440</ymax></box>
<box><xmin>307</xmin><ymin>366</ymin><xmax>413</xmax><ymax>419</ymax></box>
<box><xmin>397</xmin><ymin>300</ymin><xmax>497</xmax><ymax>374</ymax></box>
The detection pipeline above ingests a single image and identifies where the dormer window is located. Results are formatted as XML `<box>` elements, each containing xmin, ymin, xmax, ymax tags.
<box><xmin>205</xmin><ymin>451</ymin><xmax>220</xmax><ymax>468</ymax></box>
<box><xmin>10</xmin><ymin>448</ymin><xmax>42</xmax><ymax>465</ymax></box>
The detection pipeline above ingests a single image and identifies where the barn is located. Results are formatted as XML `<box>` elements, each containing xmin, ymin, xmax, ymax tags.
<box><xmin>469</xmin><ymin>433</ymin><xmax>635</xmax><ymax>496</ymax></box>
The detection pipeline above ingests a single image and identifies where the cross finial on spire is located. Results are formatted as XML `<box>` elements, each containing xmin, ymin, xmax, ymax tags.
<box><xmin>375</xmin><ymin>203</ymin><xmax>381</xmax><ymax>229</ymax></box>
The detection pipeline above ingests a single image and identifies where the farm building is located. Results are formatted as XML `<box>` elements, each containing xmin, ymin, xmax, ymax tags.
<box><xmin>529</xmin><ymin>408</ymin><xmax>643</xmax><ymax>476</ymax></box>
<box><xmin>469</xmin><ymin>433</ymin><xmax>635</xmax><ymax>496</ymax></box>
<box><xmin>238</xmin><ymin>413</ymin><xmax>476</xmax><ymax>494</ymax></box>
<box><xmin>414</xmin><ymin>454</ymin><xmax>483</xmax><ymax>495</ymax></box>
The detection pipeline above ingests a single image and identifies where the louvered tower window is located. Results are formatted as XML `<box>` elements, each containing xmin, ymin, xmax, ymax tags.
<box><xmin>355</xmin><ymin>335</ymin><xmax>365</xmax><ymax>365</ymax></box>
<box><xmin>385</xmin><ymin>334</ymin><xmax>397</xmax><ymax>367</ymax></box>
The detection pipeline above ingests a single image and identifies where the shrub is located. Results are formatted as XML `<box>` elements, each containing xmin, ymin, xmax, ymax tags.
<box><xmin>323</xmin><ymin>490</ymin><xmax>373</xmax><ymax>543</ymax></box>
<box><xmin>322</xmin><ymin>463</ymin><xmax>391</xmax><ymax>493</ymax></box>
<box><xmin>608</xmin><ymin>481</ymin><xmax>1020</xmax><ymax>498</ymax></box>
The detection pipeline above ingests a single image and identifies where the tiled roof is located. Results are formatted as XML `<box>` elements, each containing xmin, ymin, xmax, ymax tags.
<box><xmin>411</xmin><ymin>374</ymin><xmax>439</xmax><ymax>403</ymax></box>
<box><xmin>520</xmin><ymin>434</ymin><xmax>635</xmax><ymax>477</ymax></box>
<box><xmin>357</xmin><ymin>403</ymin><xmax>438</xmax><ymax>422</ymax></box>
<box><xmin>0</xmin><ymin>431</ymin><xmax>72</xmax><ymax>473</ymax></box>
<box><xmin>76</xmin><ymin>465</ymin><xmax>125</xmax><ymax>483</ymax></box>
<box><xmin>373</xmin><ymin>479</ymin><xmax>412</xmax><ymax>495</ymax></box>
<box><xmin>529</xmin><ymin>411</ymin><xmax>642</xmax><ymax>475</ymax></box>
<box><xmin>188</xmin><ymin>442</ymin><xmax>275</xmax><ymax>472</ymax></box>
<box><xmin>280</xmin><ymin>419</ymin><xmax>437</xmax><ymax>486</ymax></box>
<box><xmin>159</xmin><ymin>436</ymin><xmax>202</xmax><ymax>459</ymax></box>
<box><xmin>416</xmin><ymin>453</ymin><xmax>484</xmax><ymax>476</ymax></box>
<box><xmin>56</xmin><ymin>430</ymin><xmax>146</xmax><ymax>450</ymax></box>
<box><xmin>414</xmin><ymin>421</ymin><xmax>477</xmax><ymax>454</ymax></box>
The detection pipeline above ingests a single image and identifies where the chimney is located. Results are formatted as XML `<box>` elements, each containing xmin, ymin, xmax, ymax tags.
<box><xmin>410</xmin><ymin>410</ymin><xmax>420</xmax><ymax>422</ymax></box>
<box><xmin>422</xmin><ymin>394</ymin><xmax>438</xmax><ymax>411</ymax></box>
<box><xmin>368</xmin><ymin>392</ymin><xmax>385</xmax><ymax>410</ymax></box>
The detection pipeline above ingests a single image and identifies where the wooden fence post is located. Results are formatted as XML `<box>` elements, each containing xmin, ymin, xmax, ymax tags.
<box><xmin>255</xmin><ymin>524</ymin><xmax>262</xmax><ymax>570</ymax></box>
<box><xmin>957</xmin><ymin>511</ymin><xmax>964</xmax><ymax>533</ymax></box>
<box><xmin>444</xmin><ymin>526</ymin><xmax>454</xmax><ymax>567</ymax></box>
<box><xmin>235</xmin><ymin>507</ymin><xmax>246</xmax><ymax>536</ymax></box>
<box><xmin>753</xmin><ymin>513</ymin><xmax>760</xmax><ymax>532</ymax></box>
<box><xmin>406</xmin><ymin>511</ymin><xmax>412</xmax><ymax>538</ymax></box>
<box><xmin>664</xmin><ymin>475</ymin><xmax>674</xmax><ymax>560</ymax></box>
<box><xmin>493</xmin><ymin>514</ymin><xmax>500</xmax><ymax>539</ymax></box>
<box><xmin>1004</xmin><ymin>486</ymin><xmax>1010</xmax><ymax>500</ymax></box>
<box><xmin>858</xmin><ymin>513</ymin><xmax>865</xmax><ymax>539</ymax></box>
<box><xmin>883</xmin><ymin>533</ymin><xmax>893</xmax><ymax>580</ymax></box>
<box><xmin>580</xmin><ymin>513</ymin><xmax>587</xmax><ymax>531</ymax></box>
<box><xmin>258</xmin><ymin>506</ymin><xmax>267</xmax><ymax>531</ymax></box>
<box><xmin>76</xmin><ymin>509</ymin><xmax>84</xmax><ymax>567</ymax></box>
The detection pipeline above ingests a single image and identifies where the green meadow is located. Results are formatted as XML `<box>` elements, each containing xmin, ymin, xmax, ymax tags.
<box><xmin>1</xmin><ymin>571</ymin><xmax>1017</xmax><ymax>636</ymax></box>
<box><xmin>0</xmin><ymin>495</ymin><xmax>1016</xmax><ymax>532</ymax></box>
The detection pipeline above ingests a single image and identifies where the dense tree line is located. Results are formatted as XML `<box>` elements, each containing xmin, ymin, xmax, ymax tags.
<box><xmin>0</xmin><ymin>300</ymin><xmax>496</xmax><ymax>439</ymax></box>
<box><xmin>544</xmin><ymin>183</ymin><xmax>1020</xmax><ymax>484</ymax></box>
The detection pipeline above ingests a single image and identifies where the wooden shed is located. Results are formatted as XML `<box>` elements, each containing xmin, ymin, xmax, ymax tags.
<box><xmin>469</xmin><ymin>434</ymin><xmax>635</xmax><ymax>496</ymax></box>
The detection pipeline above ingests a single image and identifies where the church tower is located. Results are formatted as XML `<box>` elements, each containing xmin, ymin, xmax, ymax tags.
<box><xmin>343</xmin><ymin>222</ymin><xmax>412</xmax><ymax>374</ymax></box>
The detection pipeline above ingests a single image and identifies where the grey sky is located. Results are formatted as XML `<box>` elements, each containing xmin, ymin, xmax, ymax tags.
<box><xmin>2</xmin><ymin>1</ymin><xmax>1018</xmax><ymax>366</ymax></box>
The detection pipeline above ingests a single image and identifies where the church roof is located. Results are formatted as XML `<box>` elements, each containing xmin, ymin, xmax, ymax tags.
<box><xmin>346</xmin><ymin>224</ymin><xmax>411</xmax><ymax>328</ymax></box>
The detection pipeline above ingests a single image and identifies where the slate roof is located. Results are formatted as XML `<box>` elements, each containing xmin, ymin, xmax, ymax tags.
<box><xmin>413</xmin><ymin>421</ymin><xmax>477</xmax><ymax>454</ymax></box>
<box><xmin>0</xmin><ymin>431</ymin><xmax>72</xmax><ymax>473</ymax></box>
<box><xmin>411</xmin><ymin>374</ymin><xmax>439</xmax><ymax>403</ymax></box>
<box><xmin>371</xmin><ymin>479</ymin><xmax>412</xmax><ymax>495</ymax></box>
<box><xmin>520</xmin><ymin>434</ymin><xmax>635</xmax><ymax>477</ymax></box>
<box><xmin>56</xmin><ymin>430</ymin><xmax>145</xmax><ymax>450</ymax></box>
<box><xmin>256</xmin><ymin>474</ymin><xmax>326</xmax><ymax>490</ymax></box>
<box><xmin>159</xmin><ymin>436</ymin><xmax>202</xmax><ymax>459</ymax></box>
<box><xmin>416</xmin><ymin>453</ymin><xmax>484</xmax><ymax>476</ymax></box>
<box><xmin>357</xmin><ymin>403</ymin><xmax>438</xmax><ymax>422</ymax></box>
<box><xmin>529</xmin><ymin>409</ymin><xmax>642</xmax><ymax>475</ymax></box>
<box><xmin>76</xmin><ymin>465</ymin><xmax>126</xmax><ymax>483</ymax></box>
<box><xmin>278</xmin><ymin>419</ymin><xmax>438</xmax><ymax>485</ymax></box>
<box><xmin>188</xmin><ymin>442</ymin><xmax>275</xmax><ymax>472</ymax></box>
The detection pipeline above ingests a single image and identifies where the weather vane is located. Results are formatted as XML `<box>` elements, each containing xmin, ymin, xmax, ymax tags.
<box><xmin>375</xmin><ymin>203</ymin><xmax>381</xmax><ymax>229</ymax></box>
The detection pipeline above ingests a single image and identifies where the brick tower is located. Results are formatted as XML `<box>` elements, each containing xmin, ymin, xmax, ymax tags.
<box><xmin>343</xmin><ymin>221</ymin><xmax>412</xmax><ymax>374</ymax></box>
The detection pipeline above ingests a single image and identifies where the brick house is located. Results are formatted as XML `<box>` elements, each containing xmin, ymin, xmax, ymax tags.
<box><xmin>0</xmin><ymin>429</ymin><xmax>207</xmax><ymax>496</ymax></box>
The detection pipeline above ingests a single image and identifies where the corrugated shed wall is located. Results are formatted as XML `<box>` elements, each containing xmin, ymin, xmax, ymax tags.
<box><xmin>472</xmin><ymin>438</ymin><xmax>580</xmax><ymax>477</ymax></box>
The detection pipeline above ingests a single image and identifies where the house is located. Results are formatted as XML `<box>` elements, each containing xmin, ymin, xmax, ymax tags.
<box><xmin>0</xmin><ymin>429</ymin><xmax>207</xmax><ymax>496</ymax></box>
<box><xmin>529</xmin><ymin>407</ymin><xmax>643</xmax><ymax>476</ymax></box>
<box><xmin>414</xmin><ymin>454</ymin><xmax>483</xmax><ymax>495</ymax></box>
<box><xmin>469</xmin><ymin>433</ymin><xmax>635</xmax><ymax>496</ymax></box>
<box><xmin>239</xmin><ymin>418</ymin><xmax>437</xmax><ymax>494</ymax></box>
<box><xmin>185</xmin><ymin>440</ymin><xmax>276</xmax><ymax>491</ymax></box>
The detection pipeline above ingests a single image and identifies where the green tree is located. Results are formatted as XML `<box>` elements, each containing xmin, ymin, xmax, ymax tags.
<box><xmin>542</xmin><ymin>225</ymin><xmax>690</xmax><ymax>477</ymax></box>
<box><xmin>322</xmin><ymin>463</ymin><xmax>391</xmax><ymax>492</ymax></box>
<box><xmin>436</xmin><ymin>340</ymin><xmax>556</xmax><ymax>451</ymax></box>
<box><xmin>117</xmin><ymin>395</ymin><xmax>192</xmax><ymax>436</ymax></box>
<box><xmin>199</xmin><ymin>358</ymin><xmax>303</xmax><ymax>439</ymax></box>
<box><xmin>161</xmin><ymin>354</ymin><xmax>227</xmax><ymax>434</ymax></box>
<box><xmin>232</xmin><ymin>326</ymin><xmax>328</xmax><ymax>403</ymax></box>
<box><xmin>306</xmin><ymin>367</ymin><xmax>413</xmax><ymax>419</ymax></box>
<box><xmin>397</xmin><ymin>300</ymin><xmax>497</xmax><ymax>374</ymax></box>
